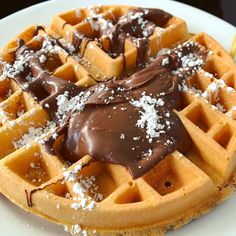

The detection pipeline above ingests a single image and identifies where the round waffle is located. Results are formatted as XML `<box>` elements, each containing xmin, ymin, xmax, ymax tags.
<box><xmin>0</xmin><ymin>5</ymin><xmax>236</xmax><ymax>236</ymax></box>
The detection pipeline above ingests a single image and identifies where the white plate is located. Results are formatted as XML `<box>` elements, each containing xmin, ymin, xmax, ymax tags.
<box><xmin>0</xmin><ymin>0</ymin><xmax>235</xmax><ymax>235</ymax></box>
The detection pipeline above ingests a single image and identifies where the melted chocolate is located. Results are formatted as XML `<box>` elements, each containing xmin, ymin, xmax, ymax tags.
<box><xmin>108</xmin><ymin>8</ymin><xmax>172</xmax><ymax>67</ymax></box>
<box><xmin>34</xmin><ymin>25</ymin><xmax>45</xmax><ymax>35</ymax></box>
<box><xmin>70</xmin><ymin>8</ymin><xmax>172</xmax><ymax>70</ymax></box>
<box><xmin>17</xmin><ymin>39</ymin><xmax>25</xmax><ymax>49</ymax></box>
<box><xmin>5</xmin><ymin>8</ymin><xmax>207</xmax><ymax>179</ymax></box>
<box><xmin>80</xmin><ymin>38</ymin><xmax>93</xmax><ymax>58</ymax></box>
<box><xmin>72</xmin><ymin>31</ymin><xmax>84</xmax><ymax>52</ymax></box>
<box><xmin>60</xmin><ymin>53</ymin><xmax>192</xmax><ymax>178</ymax></box>
<box><xmin>60</xmin><ymin>43</ymin><xmax>205</xmax><ymax>178</ymax></box>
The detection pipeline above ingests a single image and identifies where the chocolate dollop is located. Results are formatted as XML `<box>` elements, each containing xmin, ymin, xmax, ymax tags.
<box><xmin>59</xmin><ymin>46</ymin><xmax>203</xmax><ymax>178</ymax></box>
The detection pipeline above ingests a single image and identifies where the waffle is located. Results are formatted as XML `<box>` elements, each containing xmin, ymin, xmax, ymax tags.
<box><xmin>0</xmin><ymin>5</ymin><xmax>236</xmax><ymax>236</ymax></box>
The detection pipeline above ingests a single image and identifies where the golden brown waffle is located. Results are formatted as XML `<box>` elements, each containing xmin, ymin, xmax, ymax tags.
<box><xmin>0</xmin><ymin>5</ymin><xmax>236</xmax><ymax>236</ymax></box>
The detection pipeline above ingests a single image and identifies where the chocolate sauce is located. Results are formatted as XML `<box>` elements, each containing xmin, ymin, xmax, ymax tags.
<box><xmin>62</xmin><ymin>90</ymin><xmax>190</xmax><ymax>178</ymax></box>
<box><xmin>10</xmin><ymin>34</ymin><xmax>206</xmax><ymax>179</ymax></box>
<box><xmin>70</xmin><ymin>8</ymin><xmax>172</xmax><ymax>71</ymax></box>
<box><xmin>34</xmin><ymin>25</ymin><xmax>45</xmax><ymax>35</ymax></box>
<box><xmin>60</xmin><ymin>53</ymin><xmax>193</xmax><ymax>178</ymax></box>
<box><xmin>133</xmin><ymin>38</ymin><xmax>150</xmax><ymax>68</ymax></box>
<box><xmin>17</xmin><ymin>39</ymin><xmax>25</xmax><ymax>49</ymax></box>
<box><xmin>80</xmin><ymin>38</ymin><xmax>93</xmax><ymax>58</ymax></box>
<box><xmin>29</xmin><ymin>57</ymin><xmax>83</xmax><ymax>122</ymax></box>
<box><xmin>4</xmin><ymin>8</ymin><xmax>207</xmax><ymax>179</ymax></box>
<box><xmin>62</xmin><ymin>22</ymin><xmax>68</xmax><ymax>29</ymax></box>
<box><xmin>108</xmin><ymin>8</ymin><xmax>172</xmax><ymax>67</ymax></box>
<box><xmin>121</xmin><ymin>53</ymin><xmax>127</xmax><ymax>77</ymax></box>
<box><xmin>72</xmin><ymin>31</ymin><xmax>84</xmax><ymax>52</ymax></box>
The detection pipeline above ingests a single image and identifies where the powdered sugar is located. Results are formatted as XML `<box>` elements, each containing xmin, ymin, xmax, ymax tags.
<box><xmin>162</xmin><ymin>57</ymin><xmax>169</xmax><ymax>66</ymax></box>
<box><xmin>55</xmin><ymin>90</ymin><xmax>92</xmax><ymax>124</ymax></box>
<box><xmin>0</xmin><ymin>34</ymin><xmax>65</xmax><ymax>82</ymax></box>
<box><xmin>63</xmin><ymin>164</ymin><xmax>83</xmax><ymax>182</ymax></box>
<box><xmin>63</xmin><ymin>163</ymin><xmax>103</xmax><ymax>212</ymax></box>
<box><xmin>64</xmin><ymin>224</ymin><xmax>90</xmax><ymax>236</ymax></box>
<box><xmin>83</xmin><ymin>6</ymin><xmax>114</xmax><ymax>35</ymax></box>
<box><xmin>201</xmin><ymin>79</ymin><xmax>227</xmax><ymax>106</ymax></box>
<box><xmin>173</xmin><ymin>41</ymin><xmax>204</xmax><ymax>77</ymax></box>
<box><xmin>12</xmin><ymin>121</ymin><xmax>56</xmax><ymax>149</ymax></box>
<box><xmin>0</xmin><ymin>50</ymin><xmax>34</xmax><ymax>80</ymax></box>
<box><xmin>0</xmin><ymin>109</ymin><xmax>12</xmax><ymax>123</ymax></box>
<box><xmin>131</xmin><ymin>95</ymin><xmax>168</xmax><ymax>143</ymax></box>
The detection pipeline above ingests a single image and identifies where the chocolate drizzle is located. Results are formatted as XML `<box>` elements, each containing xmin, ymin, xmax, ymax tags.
<box><xmin>133</xmin><ymin>38</ymin><xmax>150</xmax><ymax>68</ymax></box>
<box><xmin>60</xmin><ymin>42</ymin><xmax>206</xmax><ymax>179</ymax></box>
<box><xmin>2</xmin><ymin>7</ymin><xmax>208</xmax><ymax>179</ymax></box>
<box><xmin>80</xmin><ymin>38</ymin><xmax>93</xmax><ymax>58</ymax></box>
<box><xmin>9</xmin><ymin>33</ymin><xmax>206</xmax><ymax>179</ymax></box>
<box><xmin>108</xmin><ymin>8</ymin><xmax>172</xmax><ymax>68</ymax></box>
<box><xmin>60</xmin><ymin>53</ymin><xmax>192</xmax><ymax>178</ymax></box>
<box><xmin>72</xmin><ymin>31</ymin><xmax>84</xmax><ymax>52</ymax></box>
<box><xmin>34</xmin><ymin>25</ymin><xmax>45</xmax><ymax>35</ymax></box>
<box><xmin>17</xmin><ymin>39</ymin><xmax>25</xmax><ymax>49</ymax></box>
<box><xmin>70</xmin><ymin>8</ymin><xmax>172</xmax><ymax>70</ymax></box>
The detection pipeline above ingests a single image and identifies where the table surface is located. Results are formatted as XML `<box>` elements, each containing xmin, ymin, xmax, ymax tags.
<box><xmin>0</xmin><ymin>0</ymin><xmax>235</xmax><ymax>26</ymax></box>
